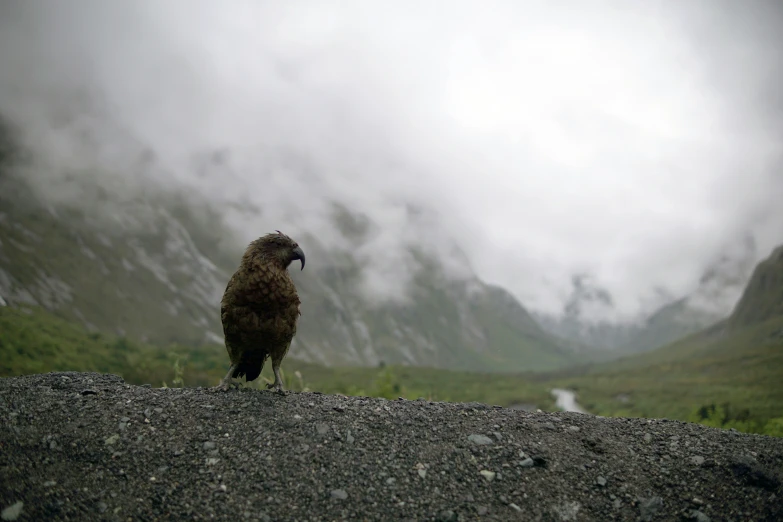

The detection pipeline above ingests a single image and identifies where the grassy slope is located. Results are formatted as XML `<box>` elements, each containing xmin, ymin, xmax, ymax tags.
<box><xmin>0</xmin><ymin>305</ymin><xmax>205</xmax><ymax>386</ymax></box>
<box><xmin>623</xmin><ymin>297</ymin><xmax>718</xmax><ymax>354</ymax></box>
<box><xmin>729</xmin><ymin>245</ymin><xmax>783</xmax><ymax>329</ymax></box>
<box><xmin>2</xmin><ymin>304</ymin><xmax>781</xmax><ymax>436</ymax></box>
<box><xmin>542</xmin><ymin>244</ymin><xmax>783</xmax><ymax>435</ymax></box>
<box><xmin>547</xmin><ymin>316</ymin><xmax>783</xmax><ymax>429</ymax></box>
<box><xmin>0</xmin><ymin>305</ymin><xmax>557</xmax><ymax>409</ymax></box>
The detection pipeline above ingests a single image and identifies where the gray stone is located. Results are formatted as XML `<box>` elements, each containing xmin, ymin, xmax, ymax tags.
<box><xmin>467</xmin><ymin>434</ymin><xmax>493</xmax><ymax>445</ymax></box>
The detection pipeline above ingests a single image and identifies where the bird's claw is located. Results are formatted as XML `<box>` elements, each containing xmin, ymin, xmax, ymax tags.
<box><xmin>213</xmin><ymin>380</ymin><xmax>239</xmax><ymax>392</ymax></box>
<box><xmin>266</xmin><ymin>382</ymin><xmax>286</xmax><ymax>395</ymax></box>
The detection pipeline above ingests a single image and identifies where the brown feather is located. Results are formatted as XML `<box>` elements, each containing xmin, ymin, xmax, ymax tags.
<box><xmin>220</xmin><ymin>231</ymin><xmax>303</xmax><ymax>384</ymax></box>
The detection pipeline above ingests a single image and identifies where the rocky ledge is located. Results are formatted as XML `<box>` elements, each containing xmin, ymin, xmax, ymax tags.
<box><xmin>0</xmin><ymin>372</ymin><xmax>781</xmax><ymax>521</ymax></box>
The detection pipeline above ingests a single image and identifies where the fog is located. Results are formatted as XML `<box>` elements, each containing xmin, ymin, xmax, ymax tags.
<box><xmin>1</xmin><ymin>0</ymin><xmax>781</xmax><ymax>321</ymax></box>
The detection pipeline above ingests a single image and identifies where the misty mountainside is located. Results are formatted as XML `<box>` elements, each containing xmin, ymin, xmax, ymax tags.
<box><xmin>600</xmin><ymin>241</ymin><xmax>783</xmax><ymax>370</ymax></box>
<box><xmin>532</xmin><ymin>275</ymin><xmax>638</xmax><ymax>353</ymax></box>
<box><xmin>549</xmin><ymin>243</ymin><xmax>783</xmax><ymax>427</ymax></box>
<box><xmin>533</xmin><ymin>286</ymin><xmax>722</xmax><ymax>356</ymax></box>
<box><xmin>535</xmin><ymin>239</ymin><xmax>759</xmax><ymax>354</ymax></box>
<box><xmin>0</xmin><ymin>168</ymin><xmax>573</xmax><ymax>373</ymax></box>
<box><xmin>728</xmin><ymin>244</ymin><xmax>783</xmax><ymax>331</ymax></box>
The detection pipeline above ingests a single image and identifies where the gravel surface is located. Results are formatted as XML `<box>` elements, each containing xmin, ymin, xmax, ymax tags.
<box><xmin>1</xmin><ymin>372</ymin><xmax>781</xmax><ymax>521</ymax></box>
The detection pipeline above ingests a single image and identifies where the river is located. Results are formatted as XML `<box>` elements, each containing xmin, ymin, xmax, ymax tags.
<box><xmin>551</xmin><ymin>388</ymin><xmax>589</xmax><ymax>414</ymax></box>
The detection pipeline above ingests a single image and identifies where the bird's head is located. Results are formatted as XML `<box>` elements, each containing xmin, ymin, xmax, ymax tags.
<box><xmin>255</xmin><ymin>230</ymin><xmax>305</xmax><ymax>271</ymax></box>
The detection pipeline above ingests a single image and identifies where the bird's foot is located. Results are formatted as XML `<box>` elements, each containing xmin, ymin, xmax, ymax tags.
<box><xmin>213</xmin><ymin>380</ymin><xmax>239</xmax><ymax>392</ymax></box>
<box><xmin>266</xmin><ymin>382</ymin><xmax>286</xmax><ymax>395</ymax></box>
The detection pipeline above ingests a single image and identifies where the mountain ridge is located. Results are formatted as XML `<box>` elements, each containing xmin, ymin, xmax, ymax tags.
<box><xmin>728</xmin><ymin>244</ymin><xmax>783</xmax><ymax>331</ymax></box>
<box><xmin>0</xmin><ymin>126</ymin><xmax>573</xmax><ymax>372</ymax></box>
<box><xmin>535</xmin><ymin>237</ymin><xmax>762</xmax><ymax>354</ymax></box>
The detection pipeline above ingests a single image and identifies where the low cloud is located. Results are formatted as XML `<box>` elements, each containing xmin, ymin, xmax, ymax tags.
<box><xmin>1</xmin><ymin>0</ymin><xmax>781</xmax><ymax>320</ymax></box>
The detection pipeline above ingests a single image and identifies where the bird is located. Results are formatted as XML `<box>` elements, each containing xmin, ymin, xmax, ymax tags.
<box><xmin>216</xmin><ymin>230</ymin><xmax>305</xmax><ymax>393</ymax></box>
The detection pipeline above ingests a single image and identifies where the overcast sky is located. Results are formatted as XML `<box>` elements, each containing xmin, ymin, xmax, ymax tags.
<box><xmin>1</xmin><ymin>0</ymin><xmax>782</xmax><ymax>321</ymax></box>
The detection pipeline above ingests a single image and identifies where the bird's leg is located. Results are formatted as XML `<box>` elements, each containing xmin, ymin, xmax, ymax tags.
<box><xmin>214</xmin><ymin>364</ymin><xmax>239</xmax><ymax>392</ymax></box>
<box><xmin>266</xmin><ymin>359</ymin><xmax>286</xmax><ymax>395</ymax></box>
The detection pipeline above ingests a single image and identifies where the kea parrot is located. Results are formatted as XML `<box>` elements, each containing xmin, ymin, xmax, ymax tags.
<box><xmin>216</xmin><ymin>230</ymin><xmax>304</xmax><ymax>393</ymax></box>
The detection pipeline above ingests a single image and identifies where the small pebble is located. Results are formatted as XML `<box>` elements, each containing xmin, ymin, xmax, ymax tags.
<box><xmin>639</xmin><ymin>496</ymin><xmax>663</xmax><ymax>521</ymax></box>
<box><xmin>691</xmin><ymin>510</ymin><xmax>710</xmax><ymax>522</ymax></box>
<box><xmin>437</xmin><ymin>510</ymin><xmax>457</xmax><ymax>522</ymax></box>
<box><xmin>1</xmin><ymin>501</ymin><xmax>23</xmax><ymax>521</ymax></box>
<box><xmin>479</xmin><ymin>470</ymin><xmax>496</xmax><ymax>481</ymax></box>
<box><xmin>330</xmin><ymin>489</ymin><xmax>348</xmax><ymax>500</ymax></box>
<box><xmin>467</xmin><ymin>434</ymin><xmax>493</xmax><ymax>445</ymax></box>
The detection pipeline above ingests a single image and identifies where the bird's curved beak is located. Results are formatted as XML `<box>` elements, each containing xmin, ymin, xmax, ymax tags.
<box><xmin>292</xmin><ymin>246</ymin><xmax>305</xmax><ymax>270</ymax></box>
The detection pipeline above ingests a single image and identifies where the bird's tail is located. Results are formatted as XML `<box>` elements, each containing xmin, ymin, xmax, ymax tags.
<box><xmin>233</xmin><ymin>358</ymin><xmax>265</xmax><ymax>382</ymax></box>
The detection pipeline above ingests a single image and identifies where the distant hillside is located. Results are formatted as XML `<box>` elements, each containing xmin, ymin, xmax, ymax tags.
<box><xmin>534</xmin><ymin>290</ymin><xmax>723</xmax><ymax>357</ymax></box>
<box><xmin>547</xmin><ymin>245</ymin><xmax>783</xmax><ymax>432</ymax></box>
<box><xmin>728</xmin><ymin>244</ymin><xmax>783</xmax><ymax>330</ymax></box>
<box><xmin>620</xmin><ymin>295</ymin><xmax>727</xmax><ymax>353</ymax></box>
<box><xmin>0</xmin><ymin>124</ymin><xmax>573</xmax><ymax>373</ymax></box>
<box><xmin>536</xmin><ymin>238</ymin><xmax>759</xmax><ymax>355</ymax></box>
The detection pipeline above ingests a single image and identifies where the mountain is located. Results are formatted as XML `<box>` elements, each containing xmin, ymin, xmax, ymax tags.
<box><xmin>535</xmin><ymin>238</ymin><xmax>759</xmax><ymax>354</ymax></box>
<box><xmin>0</xmin><ymin>129</ymin><xmax>572</xmax><ymax>373</ymax></box>
<box><xmin>549</xmin><ymin>243</ymin><xmax>783</xmax><ymax>429</ymax></box>
<box><xmin>533</xmin><ymin>274</ymin><xmax>638</xmax><ymax>352</ymax></box>
<box><xmin>728</xmin><ymin>244</ymin><xmax>783</xmax><ymax>330</ymax></box>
